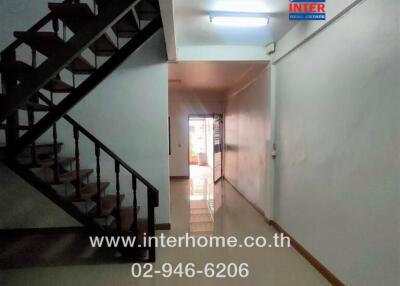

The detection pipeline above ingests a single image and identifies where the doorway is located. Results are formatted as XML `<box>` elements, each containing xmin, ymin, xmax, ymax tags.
<box><xmin>189</xmin><ymin>116</ymin><xmax>214</xmax><ymax>180</ymax></box>
<box><xmin>188</xmin><ymin>115</ymin><xmax>223</xmax><ymax>182</ymax></box>
<box><xmin>188</xmin><ymin>114</ymin><xmax>223</xmax><ymax>236</ymax></box>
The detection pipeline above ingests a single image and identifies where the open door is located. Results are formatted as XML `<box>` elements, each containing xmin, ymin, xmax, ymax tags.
<box><xmin>213</xmin><ymin>114</ymin><xmax>223</xmax><ymax>183</ymax></box>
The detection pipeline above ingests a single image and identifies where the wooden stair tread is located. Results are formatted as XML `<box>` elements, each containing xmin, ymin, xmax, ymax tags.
<box><xmin>107</xmin><ymin>206</ymin><xmax>141</xmax><ymax>233</ymax></box>
<box><xmin>0</xmin><ymin>61</ymin><xmax>73</xmax><ymax>93</ymax></box>
<box><xmin>101</xmin><ymin>194</ymin><xmax>125</xmax><ymax>216</ymax></box>
<box><xmin>119</xmin><ymin>207</ymin><xmax>135</xmax><ymax>232</ymax></box>
<box><xmin>90</xmin><ymin>33</ymin><xmax>118</xmax><ymax>56</ymax></box>
<box><xmin>14</xmin><ymin>32</ymin><xmax>95</xmax><ymax>74</ymax></box>
<box><xmin>20</xmin><ymin>101</ymin><xmax>50</xmax><ymax>112</ymax></box>
<box><xmin>91</xmin><ymin>194</ymin><xmax>125</xmax><ymax>217</ymax></box>
<box><xmin>39</xmin><ymin>156</ymin><xmax>75</xmax><ymax>167</ymax></box>
<box><xmin>136</xmin><ymin>0</ymin><xmax>159</xmax><ymax>21</ymax></box>
<box><xmin>116</xmin><ymin>206</ymin><xmax>141</xmax><ymax>232</ymax></box>
<box><xmin>112</xmin><ymin>12</ymin><xmax>139</xmax><ymax>38</ymax></box>
<box><xmin>35</xmin><ymin>143</ymin><xmax>63</xmax><ymax>149</ymax></box>
<box><xmin>58</xmin><ymin>169</ymin><xmax>93</xmax><ymax>184</ymax></box>
<box><xmin>79</xmin><ymin>182</ymin><xmax>110</xmax><ymax>200</ymax></box>
<box><xmin>18</xmin><ymin>143</ymin><xmax>63</xmax><ymax>159</ymax></box>
<box><xmin>45</xmin><ymin>77</ymin><xmax>74</xmax><ymax>93</ymax></box>
<box><xmin>49</xmin><ymin>3</ymin><xmax>117</xmax><ymax>56</ymax></box>
<box><xmin>95</xmin><ymin>0</ymin><xmax>139</xmax><ymax>38</ymax></box>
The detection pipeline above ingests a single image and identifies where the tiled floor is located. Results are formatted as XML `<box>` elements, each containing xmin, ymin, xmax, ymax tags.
<box><xmin>0</xmin><ymin>166</ymin><xmax>329</xmax><ymax>286</ymax></box>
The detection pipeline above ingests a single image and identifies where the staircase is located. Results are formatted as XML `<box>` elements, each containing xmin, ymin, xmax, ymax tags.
<box><xmin>0</xmin><ymin>0</ymin><xmax>162</xmax><ymax>262</ymax></box>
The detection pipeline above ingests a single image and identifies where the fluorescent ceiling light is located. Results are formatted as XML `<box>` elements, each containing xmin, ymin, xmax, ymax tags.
<box><xmin>210</xmin><ymin>12</ymin><xmax>269</xmax><ymax>27</ymax></box>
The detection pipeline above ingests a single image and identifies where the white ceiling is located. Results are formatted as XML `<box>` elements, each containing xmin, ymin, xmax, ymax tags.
<box><xmin>169</xmin><ymin>61</ymin><xmax>268</xmax><ymax>92</ymax></box>
<box><xmin>173</xmin><ymin>0</ymin><xmax>295</xmax><ymax>47</ymax></box>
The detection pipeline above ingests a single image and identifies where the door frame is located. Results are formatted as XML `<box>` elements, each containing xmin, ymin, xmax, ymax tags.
<box><xmin>213</xmin><ymin>114</ymin><xmax>224</xmax><ymax>184</ymax></box>
<box><xmin>188</xmin><ymin>114</ymin><xmax>223</xmax><ymax>180</ymax></box>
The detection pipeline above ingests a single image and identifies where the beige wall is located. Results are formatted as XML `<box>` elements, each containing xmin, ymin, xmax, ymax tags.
<box><xmin>169</xmin><ymin>89</ymin><xmax>224</xmax><ymax>177</ymax></box>
<box><xmin>224</xmin><ymin>67</ymin><xmax>271</xmax><ymax>215</ymax></box>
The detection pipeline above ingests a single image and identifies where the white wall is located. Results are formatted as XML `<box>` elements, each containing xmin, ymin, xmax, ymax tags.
<box><xmin>274</xmin><ymin>0</ymin><xmax>400</xmax><ymax>285</ymax></box>
<box><xmin>169</xmin><ymin>89</ymin><xmax>224</xmax><ymax>177</ymax></box>
<box><xmin>224</xmin><ymin>67</ymin><xmax>271</xmax><ymax>215</ymax></box>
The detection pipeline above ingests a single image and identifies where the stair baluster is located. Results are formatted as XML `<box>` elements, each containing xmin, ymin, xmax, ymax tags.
<box><xmin>28</xmin><ymin>48</ymin><xmax>38</xmax><ymax>166</ymax></box>
<box><xmin>95</xmin><ymin>143</ymin><xmax>102</xmax><ymax>216</ymax></box>
<box><xmin>72</xmin><ymin>72</ymin><xmax>76</xmax><ymax>88</ymax></box>
<box><xmin>147</xmin><ymin>187</ymin><xmax>156</xmax><ymax>262</ymax></box>
<box><xmin>115</xmin><ymin>161</ymin><xmax>122</xmax><ymax>232</ymax></box>
<box><xmin>27</xmin><ymin>103</ymin><xmax>38</xmax><ymax>166</ymax></box>
<box><xmin>51</xmin><ymin>91</ymin><xmax>60</xmax><ymax>183</ymax></box>
<box><xmin>74</xmin><ymin>126</ymin><xmax>81</xmax><ymax>198</ymax></box>
<box><xmin>132</xmin><ymin>174</ymin><xmax>138</xmax><ymax>233</ymax></box>
<box><xmin>52</xmin><ymin>15</ymin><xmax>59</xmax><ymax>35</ymax></box>
<box><xmin>62</xmin><ymin>22</ymin><xmax>67</xmax><ymax>42</ymax></box>
<box><xmin>116</xmin><ymin>30</ymin><xmax>120</xmax><ymax>49</ymax></box>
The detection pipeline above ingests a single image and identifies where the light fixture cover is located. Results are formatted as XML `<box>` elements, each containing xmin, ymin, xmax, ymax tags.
<box><xmin>210</xmin><ymin>11</ymin><xmax>269</xmax><ymax>27</ymax></box>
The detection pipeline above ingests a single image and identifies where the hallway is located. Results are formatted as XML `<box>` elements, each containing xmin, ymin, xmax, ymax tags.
<box><xmin>1</xmin><ymin>176</ymin><xmax>329</xmax><ymax>286</ymax></box>
<box><xmin>165</xmin><ymin>176</ymin><xmax>330</xmax><ymax>285</ymax></box>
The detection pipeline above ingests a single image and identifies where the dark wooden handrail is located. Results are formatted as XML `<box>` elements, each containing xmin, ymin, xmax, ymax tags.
<box><xmin>37</xmin><ymin>93</ymin><xmax>159</xmax><ymax>203</ymax></box>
